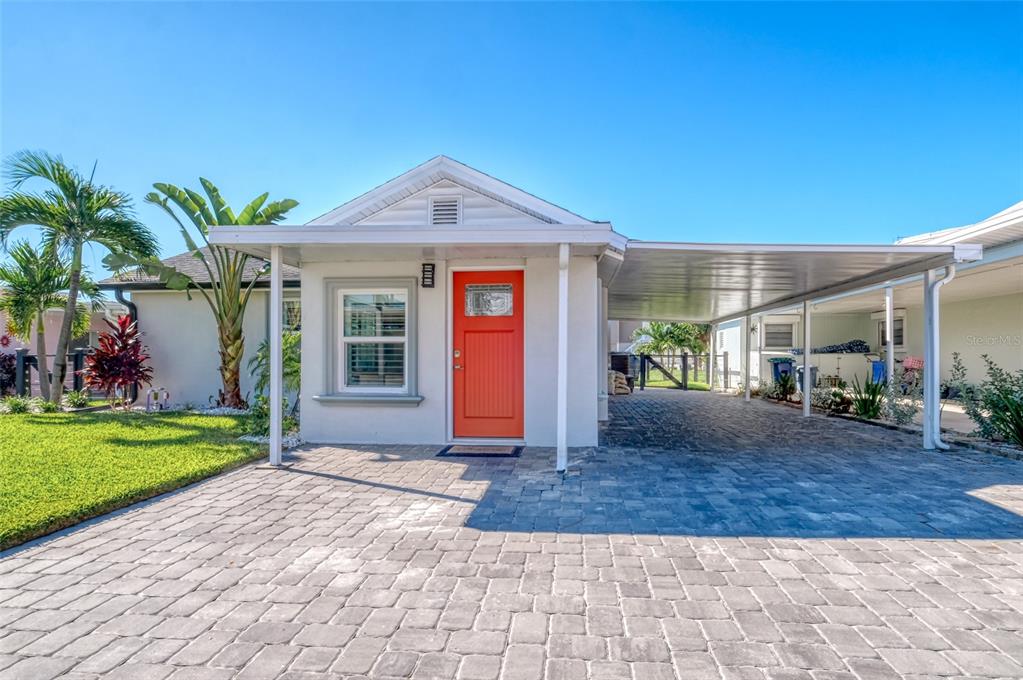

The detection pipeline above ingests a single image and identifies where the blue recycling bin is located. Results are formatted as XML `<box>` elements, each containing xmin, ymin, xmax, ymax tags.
<box><xmin>796</xmin><ymin>366</ymin><xmax>818</xmax><ymax>391</ymax></box>
<box><xmin>770</xmin><ymin>358</ymin><xmax>795</xmax><ymax>382</ymax></box>
<box><xmin>871</xmin><ymin>360</ymin><xmax>887</xmax><ymax>384</ymax></box>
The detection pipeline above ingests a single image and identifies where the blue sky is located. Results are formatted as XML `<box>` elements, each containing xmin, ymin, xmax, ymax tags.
<box><xmin>2</xmin><ymin>2</ymin><xmax>1021</xmax><ymax>274</ymax></box>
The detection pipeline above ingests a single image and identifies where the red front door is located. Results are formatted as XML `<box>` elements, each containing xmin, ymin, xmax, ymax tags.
<box><xmin>453</xmin><ymin>270</ymin><xmax>524</xmax><ymax>438</ymax></box>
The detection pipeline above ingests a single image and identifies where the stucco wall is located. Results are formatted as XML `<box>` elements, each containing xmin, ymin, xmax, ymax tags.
<box><xmin>131</xmin><ymin>290</ymin><xmax>268</xmax><ymax>406</ymax></box>
<box><xmin>300</xmin><ymin>256</ymin><xmax>599</xmax><ymax>447</ymax></box>
<box><xmin>903</xmin><ymin>292</ymin><xmax>1022</xmax><ymax>381</ymax></box>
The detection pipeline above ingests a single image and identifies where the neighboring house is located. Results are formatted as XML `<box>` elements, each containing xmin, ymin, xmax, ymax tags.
<box><xmin>206</xmin><ymin>155</ymin><xmax>981</xmax><ymax>462</ymax></box>
<box><xmin>0</xmin><ymin>300</ymin><xmax>126</xmax><ymax>393</ymax></box>
<box><xmin>719</xmin><ymin>200</ymin><xmax>1022</xmax><ymax>388</ymax></box>
<box><xmin>99</xmin><ymin>249</ymin><xmax>301</xmax><ymax>405</ymax></box>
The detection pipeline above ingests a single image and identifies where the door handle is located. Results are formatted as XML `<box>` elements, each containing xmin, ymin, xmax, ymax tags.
<box><xmin>453</xmin><ymin>364</ymin><xmax>463</xmax><ymax>370</ymax></box>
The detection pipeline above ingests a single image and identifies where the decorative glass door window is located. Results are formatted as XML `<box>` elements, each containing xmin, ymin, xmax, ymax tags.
<box><xmin>465</xmin><ymin>284</ymin><xmax>513</xmax><ymax>316</ymax></box>
<box><xmin>339</xmin><ymin>290</ymin><xmax>407</xmax><ymax>389</ymax></box>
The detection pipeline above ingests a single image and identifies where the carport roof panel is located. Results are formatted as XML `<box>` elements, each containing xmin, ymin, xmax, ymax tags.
<box><xmin>608</xmin><ymin>242</ymin><xmax>978</xmax><ymax>323</ymax></box>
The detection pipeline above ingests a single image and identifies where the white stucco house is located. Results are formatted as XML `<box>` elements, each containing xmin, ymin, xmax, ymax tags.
<box><xmin>195</xmin><ymin>155</ymin><xmax>984</xmax><ymax>468</ymax></box>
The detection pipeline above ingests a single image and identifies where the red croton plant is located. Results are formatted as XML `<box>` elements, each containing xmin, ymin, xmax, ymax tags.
<box><xmin>81</xmin><ymin>315</ymin><xmax>153</xmax><ymax>409</ymax></box>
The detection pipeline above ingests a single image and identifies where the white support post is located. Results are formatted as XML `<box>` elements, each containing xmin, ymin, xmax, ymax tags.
<box><xmin>269</xmin><ymin>245</ymin><xmax>284</xmax><ymax>466</ymax></box>
<box><xmin>556</xmin><ymin>244</ymin><xmax>570</xmax><ymax>473</ymax></box>
<box><xmin>742</xmin><ymin>314</ymin><xmax>751</xmax><ymax>401</ymax></box>
<box><xmin>884</xmin><ymin>286</ymin><xmax>895</xmax><ymax>386</ymax></box>
<box><xmin>802</xmin><ymin>300</ymin><xmax>812</xmax><ymax>417</ymax></box>
<box><xmin>922</xmin><ymin>269</ymin><xmax>935</xmax><ymax>450</ymax></box>
<box><xmin>598</xmin><ymin>285</ymin><xmax>609</xmax><ymax>422</ymax></box>
<box><xmin>708</xmin><ymin>324</ymin><xmax>716</xmax><ymax>391</ymax></box>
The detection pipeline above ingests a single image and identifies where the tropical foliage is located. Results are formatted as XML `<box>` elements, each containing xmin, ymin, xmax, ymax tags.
<box><xmin>105</xmin><ymin>179</ymin><xmax>297</xmax><ymax>408</ymax></box>
<box><xmin>962</xmin><ymin>355</ymin><xmax>1023</xmax><ymax>448</ymax></box>
<box><xmin>0</xmin><ymin>354</ymin><xmax>15</xmax><ymax>396</ymax></box>
<box><xmin>248</xmin><ymin>330</ymin><xmax>301</xmax><ymax>396</ymax></box>
<box><xmin>81</xmin><ymin>315</ymin><xmax>153</xmax><ymax>409</ymax></box>
<box><xmin>850</xmin><ymin>376</ymin><xmax>885</xmax><ymax>419</ymax></box>
<box><xmin>0</xmin><ymin>241</ymin><xmax>101</xmax><ymax>400</ymax></box>
<box><xmin>632</xmin><ymin>321</ymin><xmax>710</xmax><ymax>356</ymax></box>
<box><xmin>0</xmin><ymin>150</ymin><xmax>158</xmax><ymax>403</ymax></box>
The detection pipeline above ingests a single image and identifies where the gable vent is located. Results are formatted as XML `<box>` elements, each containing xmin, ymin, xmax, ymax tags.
<box><xmin>430</xmin><ymin>196</ymin><xmax>461</xmax><ymax>225</ymax></box>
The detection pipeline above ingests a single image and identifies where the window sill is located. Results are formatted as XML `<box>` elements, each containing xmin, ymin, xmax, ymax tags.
<box><xmin>313</xmin><ymin>393</ymin><xmax>424</xmax><ymax>407</ymax></box>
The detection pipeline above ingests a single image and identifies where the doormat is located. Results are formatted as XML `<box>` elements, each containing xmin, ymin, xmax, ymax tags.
<box><xmin>436</xmin><ymin>445</ymin><xmax>523</xmax><ymax>458</ymax></box>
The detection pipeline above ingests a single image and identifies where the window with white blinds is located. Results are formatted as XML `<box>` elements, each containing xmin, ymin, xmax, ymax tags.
<box><xmin>763</xmin><ymin>323</ymin><xmax>795</xmax><ymax>349</ymax></box>
<box><xmin>340</xmin><ymin>289</ymin><xmax>407</xmax><ymax>390</ymax></box>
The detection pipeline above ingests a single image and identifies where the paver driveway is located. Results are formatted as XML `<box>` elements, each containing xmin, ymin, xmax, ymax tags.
<box><xmin>3</xmin><ymin>390</ymin><xmax>1023</xmax><ymax>680</ymax></box>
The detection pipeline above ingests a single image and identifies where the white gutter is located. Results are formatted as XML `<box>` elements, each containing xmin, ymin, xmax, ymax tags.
<box><xmin>930</xmin><ymin>264</ymin><xmax>956</xmax><ymax>451</ymax></box>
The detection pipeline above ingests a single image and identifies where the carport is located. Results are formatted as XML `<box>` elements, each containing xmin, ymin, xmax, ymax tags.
<box><xmin>602</xmin><ymin>241</ymin><xmax>983</xmax><ymax>451</ymax></box>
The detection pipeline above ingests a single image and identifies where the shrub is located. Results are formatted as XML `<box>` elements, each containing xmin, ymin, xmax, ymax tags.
<box><xmin>1</xmin><ymin>395</ymin><xmax>32</xmax><ymax>414</ymax></box>
<box><xmin>810</xmin><ymin>387</ymin><xmax>852</xmax><ymax>413</ymax></box>
<box><xmin>248</xmin><ymin>331</ymin><xmax>301</xmax><ymax>395</ymax></box>
<box><xmin>81</xmin><ymin>316</ymin><xmax>153</xmax><ymax>410</ymax></box>
<box><xmin>963</xmin><ymin>356</ymin><xmax>1023</xmax><ymax>448</ymax></box>
<box><xmin>246</xmin><ymin>394</ymin><xmax>299</xmax><ymax>437</ymax></box>
<box><xmin>62</xmin><ymin>390</ymin><xmax>91</xmax><ymax>409</ymax></box>
<box><xmin>0</xmin><ymin>354</ymin><xmax>15</xmax><ymax>396</ymax></box>
<box><xmin>776</xmin><ymin>373</ymin><xmax>798</xmax><ymax>402</ymax></box>
<box><xmin>37</xmin><ymin>399</ymin><xmax>61</xmax><ymax>413</ymax></box>
<box><xmin>851</xmin><ymin>377</ymin><xmax>885</xmax><ymax>419</ymax></box>
<box><xmin>756</xmin><ymin>379</ymin><xmax>778</xmax><ymax>400</ymax></box>
<box><xmin>881</xmin><ymin>366</ymin><xmax>922</xmax><ymax>426</ymax></box>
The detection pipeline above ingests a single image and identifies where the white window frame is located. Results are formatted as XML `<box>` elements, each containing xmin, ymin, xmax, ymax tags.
<box><xmin>762</xmin><ymin>322</ymin><xmax>796</xmax><ymax>350</ymax></box>
<box><xmin>878</xmin><ymin>317</ymin><xmax>906</xmax><ymax>350</ymax></box>
<box><xmin>872</xmin><ymin>308</ymin><xmax>906</xmax><ymax>350</ymax></box>
<box><xmin>338</xmin><ymin>287</ymin><xmax>409</xmax><ymax>394</ymax></box>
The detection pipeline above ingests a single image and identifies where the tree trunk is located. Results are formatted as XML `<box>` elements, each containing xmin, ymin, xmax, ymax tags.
<box><xmin>49</xmin><ymin>244</ymin><xmax>82</xmax><ymax>404</ymax></box>
<box><xmin>218</xmin><ymin>320</ymin><xmax>246</xmax><ymax>408</ymax></box>
<box><xmin>34</xmin><ymin>312</ymin><xmax>51</xmax><ymax>402</ymax></box>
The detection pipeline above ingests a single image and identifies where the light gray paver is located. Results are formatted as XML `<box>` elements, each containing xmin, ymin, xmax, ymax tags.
<box><xmin>1</xmin><ymin>390</ymin><xmax>1023</xmax><ymax>678</ymax></box>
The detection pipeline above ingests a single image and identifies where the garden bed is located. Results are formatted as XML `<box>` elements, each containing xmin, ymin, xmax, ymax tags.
<box><xmin>0</xmin><ymin>410</ymin><xmax>264</xmax><ymax>551</ymax></box>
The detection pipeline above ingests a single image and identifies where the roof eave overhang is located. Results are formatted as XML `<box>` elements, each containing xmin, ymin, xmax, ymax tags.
<box><xmin>208</xmin><ymin>223</ymin><xmax>629</xmax><ymax>264</ymax></box>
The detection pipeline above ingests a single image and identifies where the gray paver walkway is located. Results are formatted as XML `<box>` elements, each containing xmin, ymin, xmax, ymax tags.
<box><xmin>2</xmin><ymin>389</ymin><xmax>1023</xmax><ymax>679</ymax></box>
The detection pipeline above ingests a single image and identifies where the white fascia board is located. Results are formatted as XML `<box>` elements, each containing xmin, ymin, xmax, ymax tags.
<box><xmin>209</xmin><ymin>224</ymin><xmax>628</xmax><ymax>249</ymax></box>
<box><xmin>626</xmin><ymin>241</ymin><xmax>965</xmax><ymax>256</ymax></box>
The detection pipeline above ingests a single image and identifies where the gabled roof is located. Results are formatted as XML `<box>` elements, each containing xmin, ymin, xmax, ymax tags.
<box><xmin>309</xmin><ymin>155</ymin><xmax>597</xmax><ymax>226</ymax></box>
<box><xmin>99</xmin><ymin>248</ymin><xmax>301</xmax><ymax>288</ymax></box>
<box><xmin>897</xmin><ymin>200</ymin><xmax>1023</xmax><ymax>249</ymax></box>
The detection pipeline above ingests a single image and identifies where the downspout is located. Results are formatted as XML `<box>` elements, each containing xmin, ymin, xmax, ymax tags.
<box><xmin>929</xmin><ymin>264</ymin><xmax>956</xmax><ymax>450</ymax></box>
<box><xmin>113</xmin><ymin>287</ymin><xmax>139</xmax><ymax>404</ymax></box>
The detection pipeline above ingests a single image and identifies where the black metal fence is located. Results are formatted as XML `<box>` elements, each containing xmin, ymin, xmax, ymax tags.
<box><xmin>13</xmin><ymin>348</ymin><xmax>89</xmax><ymax>397</ymax></box>
<box><xmin>610</xmin><ymin>352</ymin><xmax>731</xmax><ymax>391</ymax></box>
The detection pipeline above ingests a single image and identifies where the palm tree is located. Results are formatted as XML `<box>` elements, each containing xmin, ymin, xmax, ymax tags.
<box><xmin>0</xmin><ymin>241</ymin><xmax>101</xmax><ymax>400</ymax></box>
<box><xmin>0</xmin><ymin>151</ymin><xmax>158</xmax><ymax>403</ymax></box>
<box><xmin>105</xmin><ymin>179</ymin><xmax>297</xmax><ymax>408</ymax></box>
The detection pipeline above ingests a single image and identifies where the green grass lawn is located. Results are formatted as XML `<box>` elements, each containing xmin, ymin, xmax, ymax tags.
<box><xmin>0</xmin><ymin>411</ymin><xmax>263</xmax><ymax>551</ymax></box>
<box><xmin>643</xmin><ymin>367</ymin><xmax>711</xmax><ymax>391</ymax></box>
<box><xmin>643</xmin><ymin>378</ymin><xmax>710</xmax><ymax>391</ymax></box>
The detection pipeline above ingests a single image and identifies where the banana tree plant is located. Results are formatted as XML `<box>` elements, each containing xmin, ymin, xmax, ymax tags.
<box><xmin>105</xmin><ymin>179</ymin><xmax>297</xmax><ymax>408</ymax></box>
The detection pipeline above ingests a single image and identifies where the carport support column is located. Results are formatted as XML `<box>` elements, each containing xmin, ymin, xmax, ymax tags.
<box><xmin>742</xmin><ymin>314</ymin><xmax>751</xmax><ymax>401</ymax></box>
<box><xmin>269</xmin><ymin>245</ymin><xmax>283</xmax><ymax>466</ymax></box>
<box><xmin>708</xmin><ymin>324</ymin><xmax>716</xmax><ymax>390</ymax></box>
<box><xmin>884</xmin><ymin>286</ymin><xmax>895</xmax><ymax>386</ymax></box>
<box><xmin>556</xmin><ymin>243</ymin><xmax>570</xmax><ymax>473</ymax></box>
<box><xmin>598</xmin><ymin>285</ymin><xmax>609</xmax><ymax>422</ymax></box>
<box><xmin>922</xmin><ymin>269</ymin><xmax>935</xmax><ymax>450</ymax></box>
<box><xmin>802</xmin><ymin>300</ymin><xmax>812</xmax><ymax>417</ymax></box>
